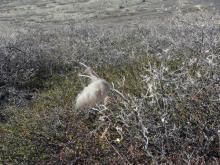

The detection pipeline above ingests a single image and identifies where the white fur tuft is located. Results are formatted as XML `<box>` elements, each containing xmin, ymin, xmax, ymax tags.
<box><xmin>75</xmin><ymin>79</ymin><xmax>109</xmax><ymax>109</ymax></box>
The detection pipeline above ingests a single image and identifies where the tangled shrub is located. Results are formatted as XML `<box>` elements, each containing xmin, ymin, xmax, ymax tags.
<box><xmin>0</xmin><ymin>13</ymin><xmax>220</xmax><ymax>164</ymax></box>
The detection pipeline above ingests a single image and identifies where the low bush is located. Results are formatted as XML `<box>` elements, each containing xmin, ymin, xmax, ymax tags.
<box><xmin>0</xmin><ymin>13</ymin><xmax>219</xmax><ymax>164</ymax></box>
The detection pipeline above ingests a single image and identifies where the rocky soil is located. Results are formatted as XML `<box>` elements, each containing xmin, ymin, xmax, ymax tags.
<box><xmin>0</xmin><ymin>0</ymin><xmax>219</xmax><ymax>33</ymax></box>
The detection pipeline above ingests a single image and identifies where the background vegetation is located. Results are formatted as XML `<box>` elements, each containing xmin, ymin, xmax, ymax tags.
<box><xmin>0</xmin><ymin>13</ymin><xmax>219</xmax><ymax>164</ymax></box>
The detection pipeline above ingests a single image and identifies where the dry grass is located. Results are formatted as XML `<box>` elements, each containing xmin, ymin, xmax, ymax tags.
<box><xmin>0</xmin><ymin>13</ymin><xmax>220</xmax><ymax>164</ymax></box>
